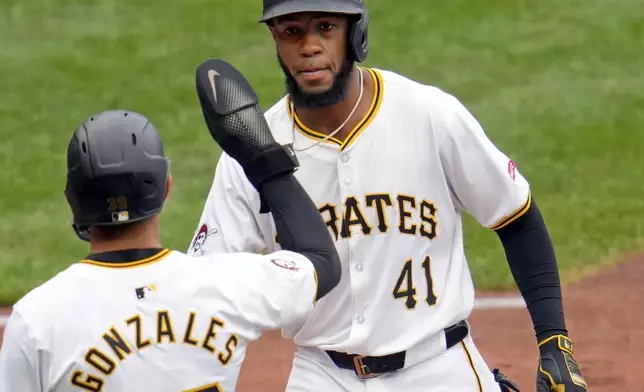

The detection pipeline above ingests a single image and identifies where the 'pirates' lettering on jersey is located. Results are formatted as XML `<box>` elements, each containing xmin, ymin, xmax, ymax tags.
<box><xmin>277</xmin><ymin>193</ymin><xmax>438</xmax><ymax>244</ymax></box>
<box><xmin>329</xmin><ymin>193</ymin><xmax>438</xmax><ymax>241</ymax></box>
<box><xmin>70</xmin><ymin>310</ymin><xmax>238</xmax><ymax>391</ymax></box>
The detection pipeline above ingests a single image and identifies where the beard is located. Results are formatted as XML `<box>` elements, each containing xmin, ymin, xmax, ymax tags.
<box><xmin>278</xmin><ymin>52</ymin><xmax>355</xmax><ymax>109</ymax></box>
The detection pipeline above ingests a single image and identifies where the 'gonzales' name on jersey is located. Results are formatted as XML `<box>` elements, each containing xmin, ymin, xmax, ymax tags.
<box><xmin>70</xmin><ymin>310</ymin><xmax>238</xmax><ymax>391</ymax></box>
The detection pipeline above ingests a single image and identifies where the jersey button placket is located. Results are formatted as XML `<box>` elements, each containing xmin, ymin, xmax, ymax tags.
<box><xmin>338</xmin><ymin>153</ymin><xmax>367</xmax><ymax>341</ymax></box>
<box><xmin>341</xmin><ymin>153</ymin><xmax>352</xmax><ymax>186</ymax></box>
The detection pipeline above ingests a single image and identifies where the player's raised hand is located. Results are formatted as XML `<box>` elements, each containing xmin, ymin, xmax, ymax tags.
<box><xmin>195</xmin><ymin>58</ymin><xmax>299</xmax><ymax>191</ymax></box>
<box><xmin>536</xmin><ymin>335</ymin><xmax>587</xmax><ymax>391</ymax></box>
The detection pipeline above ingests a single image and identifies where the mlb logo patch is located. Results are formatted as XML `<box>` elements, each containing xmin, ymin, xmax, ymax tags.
<box><xmin>111</xmin><ymin>211</ymin><xmax>129</xmax><ymax>222</ymax></box>
<box><xmin>135</xmin><ymin>284</ymin><xmax>157</xmax><ymax>299</ymax></box>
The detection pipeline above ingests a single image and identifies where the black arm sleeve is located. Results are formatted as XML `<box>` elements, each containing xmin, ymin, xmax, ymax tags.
<box><xmin>495</xmin><ymin>198</ymin><xmax>567</xmax><ymax>342</ymax></box>
<box><xmin>259</xmin><ymin>173</ymin><xmax>341</xmax><ymax>301</ymax></box>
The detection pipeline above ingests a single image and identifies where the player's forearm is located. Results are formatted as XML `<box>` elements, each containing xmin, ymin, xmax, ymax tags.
<box><xmin>260</xmin><ymin>173</ymin><xmax>341</xmax><ymax>300</ymax></box>
<box><xmin>495</xmin><ymin>198</ymin><xmax>567</xmax><ymax>341</ymax></box>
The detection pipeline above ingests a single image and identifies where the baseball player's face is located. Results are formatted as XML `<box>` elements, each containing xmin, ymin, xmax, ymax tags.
<box><xmin>270</xmin><ymin>12</ymin><xmax>349</xmax><ymax>95</ymax></box>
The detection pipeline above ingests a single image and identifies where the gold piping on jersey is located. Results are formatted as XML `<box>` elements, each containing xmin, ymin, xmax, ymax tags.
<box><xmin>490</xmin><ymin>193</ymin><xmax>532</xmax><ymax>230</ymax></box>
<box><xmin>340</xmin><ymin>68</ymin><xmax>383</xmax><ymax>151</ymax></box>
<box><xmin>80</xmin><ymin>249</ymin><xmax>172</xmax><ymax>268</ymax></box>
<box><xmin>288</xmin><ymin>100</ymin><xmax>343</xmax><ymax>146</ymax></box>
<box><xmin>313</xmin><ymin>270</ymin><xmax>319</xmax><ymax>303</ymax></box>
<box><xmin>460</xmin><ymin>341</ymin><xmax>483</xmax><ymax>392</ymax></box>
<box><xmin>183</xmin><ymin>381</ymin><xmax>224</xmax><ymax>392</ymax></box>
<box><xmin>286</xmin><ymin>68</ymin><xmax>384</xmax><ymax>151</ymax></box>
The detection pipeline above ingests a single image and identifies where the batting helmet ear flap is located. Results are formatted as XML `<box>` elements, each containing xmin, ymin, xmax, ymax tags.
<box><xmin>349</xmin><ymin>8</ymin><xmax>369</xmax><ymax>63</ymax></box>
<box><xmin>72</xmin><ymin>223</ymin><xmax>91</xmax><ymax>242</ymax></box>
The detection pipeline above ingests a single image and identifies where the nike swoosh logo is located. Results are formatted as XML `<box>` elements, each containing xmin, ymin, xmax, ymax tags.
<box><xmin>207</xmin><ymin>69</ymin><xmax>220</xmax><ymax>103</ymax></box>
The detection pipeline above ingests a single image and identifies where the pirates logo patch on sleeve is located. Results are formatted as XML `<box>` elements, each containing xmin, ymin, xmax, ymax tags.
<box><xmin>189</xmin><ymin>224</ymin><xmax>220</xmax><ymax>256</ymax></box>
<box><xmin>508</xmin><ymin>160</ymin><xmax>517</xmax><ymax>182</ymax></box>
<box><xmin>270</xmin><ymin>258</ymin><xmax>300</xmax><ymax>271</ymax></box>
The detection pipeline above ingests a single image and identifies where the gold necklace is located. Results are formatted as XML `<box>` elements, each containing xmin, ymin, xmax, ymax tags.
<box><xmin>290</xmin><ymin>68</ymin><xmax>365</xmax><ymax>152</ymax></box>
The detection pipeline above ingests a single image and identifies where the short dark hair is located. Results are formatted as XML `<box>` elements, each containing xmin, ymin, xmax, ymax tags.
<box><xmin>90</xmin><ymin>221</ymin><xmax>141</xmax><ymax>240</ymax></box>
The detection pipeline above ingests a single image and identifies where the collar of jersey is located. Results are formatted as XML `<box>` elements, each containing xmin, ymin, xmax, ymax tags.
<box><xmin>80</xmin><ymin>248</ymin><xmax>171</xmax><ymax>268</ymax></box>
<box><xmin>286</xmin><ymin>67</ymin><xmax>384</xmax><ymax>152</ymax></box>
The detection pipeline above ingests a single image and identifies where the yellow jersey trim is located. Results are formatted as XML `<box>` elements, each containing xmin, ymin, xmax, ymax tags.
<box><xmin>80</xmin><ymin>249</ymin><xmax>172</xmax><ymax>269</ymax></box>
<box><xmin>460</xmin><ymin>341</ymin><xmax>483</xmax><ymax>392</ymax></box>
<box><xmin>340</xmin><ymin>68</ymin><xmax>383</xmax><ymax>151</ymax></box>
<box><xmin>288</xmin><ymin>102</ymin><xmax>343</xmax><ymax>145</ymax></box>
<box><xmin>286</xmin><ymin>67</ymin><xmax>384</xmax><ymax>150</ymax></box>
<box><xmin>183</xmin><ymin>381</ymin><xmax>224</xmax><ymax>392</ymax></box>
<box><xmin>313</xmin><ymin>270</ymin><xmax>319</xmax><ymax>304</ymax></box>
<box><xmin>490</xmin><ymin>193</ymin><xmax>532</xmax><ymax>230</ymax></box>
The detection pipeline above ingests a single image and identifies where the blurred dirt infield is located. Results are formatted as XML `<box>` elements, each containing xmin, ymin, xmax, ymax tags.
<box><xmin>1</xmin><ymin>256</ymin><xmax>642</xmax><ymax>391</ymax></box>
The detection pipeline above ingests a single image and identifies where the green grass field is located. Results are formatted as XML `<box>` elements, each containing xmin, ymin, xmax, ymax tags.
<box><xmin>1</xmin><ymin>0</ymin><xmax>642</xmax><ymax>304</ymax></box>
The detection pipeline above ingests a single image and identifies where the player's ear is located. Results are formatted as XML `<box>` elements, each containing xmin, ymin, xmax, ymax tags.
<box><xmin>164</xmin><ymin>173</ymin><xmax>172</xmax><ymax>201</ymax></box>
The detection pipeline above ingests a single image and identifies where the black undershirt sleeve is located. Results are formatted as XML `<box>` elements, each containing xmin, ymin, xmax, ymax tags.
<box><xmin>494</xmin><ymin>197</ymin><xmax>568</xmax><ymax>342</ymax></box>
<box><xmin>259</xmin><ymin>173</ymin><xmax>341</xmax><ymax>301</ymax></box>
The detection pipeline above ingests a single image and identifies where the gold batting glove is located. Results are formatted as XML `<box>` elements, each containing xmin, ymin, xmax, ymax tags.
<box><xmin>536</xmin><ymin>334</ymin><xmax>587</xmax><ymax>391</ymax></box>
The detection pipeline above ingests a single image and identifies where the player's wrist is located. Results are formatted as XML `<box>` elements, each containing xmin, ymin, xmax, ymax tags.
<box><xmin>243</xmin><ymin>144</ymin><xmax>299</xmax><ymax>190</ymax></box>
<box><xmin>536</xmin><ymin>328</ymin><xmax>568</xmax><ymax>344</ymax></box>
<box><xmin>537</xmin><ymin>333</ymin><xmax>572</xmax><ymax>353</ymax></box>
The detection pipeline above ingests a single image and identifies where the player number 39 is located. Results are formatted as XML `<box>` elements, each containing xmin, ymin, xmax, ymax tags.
<box><xmin>392</xmin><ymin>255</ymin><xmax>437</xmax><ymax>309</ymax></box>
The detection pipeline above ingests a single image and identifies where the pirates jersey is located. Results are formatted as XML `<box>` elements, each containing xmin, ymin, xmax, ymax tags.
<box><xmin>189</xmin><ymin>67</ymin><xmax>530</xmax><ymax>356</ymax></box>
<box><xmin>0</xmin><ymin>249</ymin><xmax>317</xmax><ymax>391</ymax></box>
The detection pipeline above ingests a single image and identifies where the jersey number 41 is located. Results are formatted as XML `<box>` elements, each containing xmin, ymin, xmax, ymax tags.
<box><xmin>393</xmin><ymin>255</ymin><xmax>437</xmax><ymax>309</ymax></box>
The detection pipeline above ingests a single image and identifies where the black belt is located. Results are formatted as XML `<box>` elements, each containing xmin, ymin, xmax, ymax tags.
<box><xmin>325</xmin><ymin>320</ymin><xmax>469</xmax><ymax>379</ymax></box>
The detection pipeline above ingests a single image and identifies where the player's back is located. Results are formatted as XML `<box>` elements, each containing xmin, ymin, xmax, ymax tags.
<box><xmin>6</xmin><ymin>248</ymin><xmax>316</xmax><ymax>391</ymax></box>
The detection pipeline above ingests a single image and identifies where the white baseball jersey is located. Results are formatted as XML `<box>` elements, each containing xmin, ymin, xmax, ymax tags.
<box><xmin>0</xmin><ymin>249</ymin><xmax>317</xmax><ymax>392</ymax></box>
<box><xmin>189</xmin><ymin>67</ymin><xmax>531</xmax><ymax>356</ymax></box>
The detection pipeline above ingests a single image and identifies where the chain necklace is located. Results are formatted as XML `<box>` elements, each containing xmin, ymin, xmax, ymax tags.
<box><xmin>290</xmin><ymin>68</ymin><xmax>364</xmax><ymax>152</ymax></box>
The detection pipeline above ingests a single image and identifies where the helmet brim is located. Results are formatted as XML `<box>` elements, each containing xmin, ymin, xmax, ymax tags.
<box><xmin>259</xmin><ymin>0</ymin><xmax>363</xmax><ymax>23</ymax></box>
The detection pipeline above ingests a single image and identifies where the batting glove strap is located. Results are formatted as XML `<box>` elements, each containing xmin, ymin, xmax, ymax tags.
<box><xmin>536</xmin><ymin>335</ymin><xmax>587</xmax><ymax>392</ymax></box>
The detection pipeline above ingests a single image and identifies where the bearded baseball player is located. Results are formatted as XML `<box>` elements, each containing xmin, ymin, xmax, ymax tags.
<box><xmin>188</xmin><ymin>0</ymin><xmax>588</xmax><ymax>391</ymax></box>
<box><xmin>0</xmin><ymin>60</ymin><xmax>343</xmax><ymax>391</ymax></box>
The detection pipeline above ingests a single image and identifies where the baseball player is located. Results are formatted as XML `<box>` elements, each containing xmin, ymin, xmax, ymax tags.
<box><xmin>189</xmin><ymin>1</ymin><xmax>588</xmax><ymax>391</ymax></box>
<box><xmin>0</xmin><ymin>60</ymin><xmax>342</xmax><ymax>391</ymax></box>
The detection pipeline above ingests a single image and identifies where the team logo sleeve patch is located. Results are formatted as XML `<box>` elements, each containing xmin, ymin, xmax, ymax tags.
<box><xmin>189</xmin><ymin>224</ymin><xmax>220</xmax><ymax>256</ymax></box>
<box><xmin>270</xmin><ymin>258</ymin><xmax>300</xmax><ymax>271</ymax></box>
<box><xmin>508</xmin><ymin>159</ymin><xmax>517</xmax><ymax>182</ymax></box>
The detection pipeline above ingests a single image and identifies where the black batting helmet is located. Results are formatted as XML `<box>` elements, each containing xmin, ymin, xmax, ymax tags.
<box><xmin>64</xmin><ymin>109</ymin><xmax>170</xmax><ymax>242</ymax></box>
<box><xmin>259</xmin><ymin>0</ymin><xmax>370</xmax><ymax>63</ymax></box>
